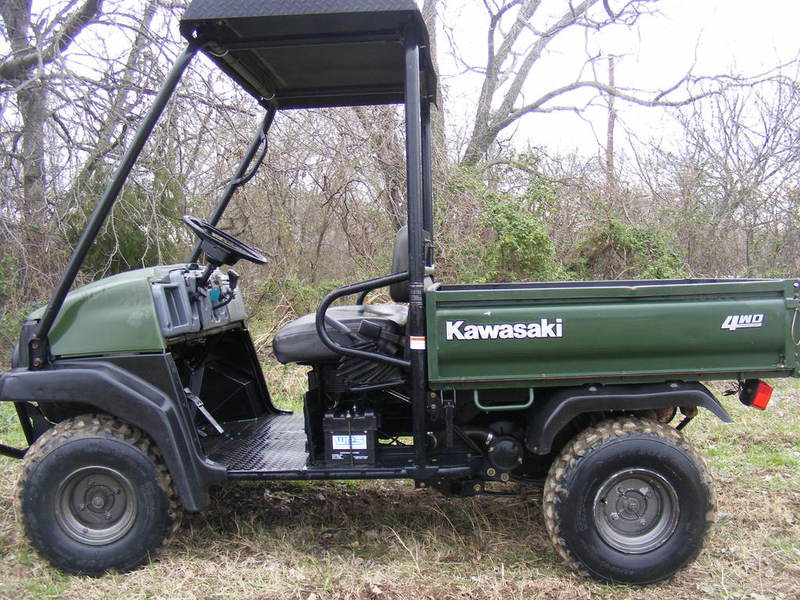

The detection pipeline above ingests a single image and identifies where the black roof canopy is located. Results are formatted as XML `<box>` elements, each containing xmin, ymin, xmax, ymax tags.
<box><xmin>180</xmin><ymin>0</ymin><xmax>437</xmax><ymax>109</ymax></box>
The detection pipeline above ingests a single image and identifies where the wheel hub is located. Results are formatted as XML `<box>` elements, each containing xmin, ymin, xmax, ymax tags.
<box><xmin>593</xmin><ymin>468</ymin><xmax>679</xmax><ymax>554</ymax></box>
<box><xmin>615</xmin><ymin>487</ymin><xmax>651</xmax><ymax>522</ymax></box>
<box><xmin>86</xmin><ymin>484</ymin><xmax>117</xmax><ymax>513</ymax></box>
<box><xmin>55</xmin><ymin>466</ymin><xmax>137</xmax><ymax>546</ymax></box>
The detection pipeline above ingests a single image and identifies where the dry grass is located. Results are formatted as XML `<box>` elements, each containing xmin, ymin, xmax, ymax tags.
<box><xmin>1</xmin><ymin>381</ymin><xmax>799</xmax><ymax>600</ymax></box>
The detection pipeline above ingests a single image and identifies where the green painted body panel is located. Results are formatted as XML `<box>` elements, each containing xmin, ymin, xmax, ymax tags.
<box><xmin>426</xmin><ymin>279</ymin><xmax>800</xmax><ymax>389</ymax></box>
<box><xmin>28</xmin><ymin>266</ymin><xmax>185</xmax><ymax>357</ymax></box>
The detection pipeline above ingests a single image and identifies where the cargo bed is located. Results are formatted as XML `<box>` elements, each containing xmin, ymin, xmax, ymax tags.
<box><xmin>426</xmin><ymin>278</ymin><xmax>800</xmax><ymax>388</ymax></box>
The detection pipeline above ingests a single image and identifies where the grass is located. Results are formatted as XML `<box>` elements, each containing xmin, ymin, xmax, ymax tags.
<box><xmin>1</xmin><ymin>380</ymin><xmax>799</xmax><ymax>600</ymax></box>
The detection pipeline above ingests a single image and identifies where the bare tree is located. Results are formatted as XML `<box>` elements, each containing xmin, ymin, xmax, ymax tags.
<box><xmin>69</xmin><ymin>0</ymin><xmax>159</xmax><ymax>191</ymax></box>
<box><xmin>605</xmin><ymin>55</ymin><xmax>617</xmax><ymax>187</ymax></box>
<box><xmin>421</xmin><ymin>0</ymin><xmax>446</xmax><ymax>158</ymax></box>
<box><xmin>446</xmin><ymin>0</ymin><xmax>756</xmax><ymax>166</ymax></box>
<box><xmin>1</xmin><ymin>0</ymin><xmax>103</xmax><ymax>216</ymax></box>
<box><xmin>635</xmin><ymin>77</ymin><xmax>800</xmax><ymax>276</ymax></box>
<box><xmin>353</xmin><ymin>106</ymin><xmax>407</xmax><ymax>231</ymax></box>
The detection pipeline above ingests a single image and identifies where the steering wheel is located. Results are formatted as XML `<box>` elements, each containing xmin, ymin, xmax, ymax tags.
<box><xmin>182</xmin><ymin>215</ymin><xmax>267</xmax><ymax>266</ymax></box>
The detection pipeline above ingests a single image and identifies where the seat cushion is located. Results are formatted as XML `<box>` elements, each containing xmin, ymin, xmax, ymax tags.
<box><xmin>272</xmin><ymin>304</ymin><xmax>407</xmax><ymax>364</ymax></box>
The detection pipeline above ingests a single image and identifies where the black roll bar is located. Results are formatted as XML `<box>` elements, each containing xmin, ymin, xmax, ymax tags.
<box><xmin>189</xmin><ymin>106</ymin><xmax>277</xmax><ymax>263</ymax></box>
<box><xmin>32</xmin><ymin>43</ymin><xmax>199</xmax><ymax>364</ymax></box>
<box><xmin>315</xmin><ymin>271</ymin><xmax>411</xmax><ymax>369</ymax></box>
<box><xmin>421</xmin><ymin>101</ymin><xmax>433</xmax><ymax>246</ymax></box>
<box><xmin>403</xmin><ymin>31</ymin><xmax>428</xmax><ymax>470</ymax></box>
<box><xmin>355</xmin><ymin>289</ymin><xmax>371</xmax><ymax>305</ymax></box>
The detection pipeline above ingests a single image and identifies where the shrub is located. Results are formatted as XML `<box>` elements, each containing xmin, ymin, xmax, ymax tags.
<box><xmin>569</xmin><ymin>219</ymin><xmax>688</xmax><ymax>280</ymax></box>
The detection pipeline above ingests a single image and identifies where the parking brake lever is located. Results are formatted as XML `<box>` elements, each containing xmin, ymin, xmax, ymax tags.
<box><xmin>227</xmin><ymin>269</ymin><xmax>239</xmax><ymax>290</ymax></box>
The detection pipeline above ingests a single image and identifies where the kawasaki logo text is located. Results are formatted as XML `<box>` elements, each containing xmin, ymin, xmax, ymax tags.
<box><xmin>445</xmin><ymin>319</ymin><xmax>564</xmax><ymax>341</ymax></box>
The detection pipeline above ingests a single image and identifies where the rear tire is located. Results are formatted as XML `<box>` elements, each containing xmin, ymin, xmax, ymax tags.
<box><xmin>16</xmin><ymin>414</ymin><xmax>182</xmax><ymax>575</ymax></box>
<box><xmin>542</xmin><ymin>417</ymin><xmax>715</xmax><ymax>584</ymax></box>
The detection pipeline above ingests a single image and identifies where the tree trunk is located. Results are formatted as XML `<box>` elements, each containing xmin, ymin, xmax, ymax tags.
<box><xmin>1</xmin><ymin>0</ymin><xmax>104</xmax><ymax>294</ymax></box>
<box><xmin>17</xmin><ymin>77</ymin><xmax>46</xmax><ymax>219</ymax></box>
<box><xmin>72</xmin><ymin>0</ymin><xmax>158</xmax><ymax>190</ymax></box>
<box><xmin>353</xmin><ymin>106</ymin><xmax>406</xmax><ymax>231</ymax></box>
<box><xmin>421</xmin><ymin>0</ymin><xmax>446</xmax><ymax>161</ymax></box>
<box><xmin>605</xmin><ymin>56</ymin><xmax>617</xmax><ymax>188</ymax></box>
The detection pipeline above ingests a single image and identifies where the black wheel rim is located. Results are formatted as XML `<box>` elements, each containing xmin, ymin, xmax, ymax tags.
<box><xmin>55</xmin><ymin>466</ymin><xmax>138</xmax><ymax>546</ymax></box>
<box><xmin>593</xmin><ymin>468</ymin><xmax>679</xmax><ymax>554</ymax></box>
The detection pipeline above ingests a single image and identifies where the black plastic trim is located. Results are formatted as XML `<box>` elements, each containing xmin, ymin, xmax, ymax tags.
<box><xmin>0</xmin><ymin>356</ymin><xmax>226</xmax><ymax>511</ymax></box>
<box><xmin>227</xmin><ymin>464</ymin><xmax>473</xmax><ymax>480</ymax></box>
<box><xmin>526</xmin><ymin>382</ymin><xmax>732</xmax><ymax>455</ymax></box>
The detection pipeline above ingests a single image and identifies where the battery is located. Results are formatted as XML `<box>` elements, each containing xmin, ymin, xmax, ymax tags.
<box><xmin>323</xmin><ymin>410</ymin><xmax>378</xmax><ymax>466</ymax></box>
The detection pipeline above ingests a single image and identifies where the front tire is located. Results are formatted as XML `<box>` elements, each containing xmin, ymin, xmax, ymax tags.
<box><xmin>16</xmin><ymin>414</ymin><xmax>182</xmax><ymax>575</ymax></box>
<box><xmin>543</xmin><ymin>417</ymin><xmax>715</xmax><ymax>584</ymax></box>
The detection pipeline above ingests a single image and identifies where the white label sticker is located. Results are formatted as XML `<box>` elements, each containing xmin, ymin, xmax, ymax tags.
<box><xmin>331</xmin><ymin>434</ymin><xmax>367</xmax><ymax>450</ymax></box>
<box><xmin>721</xmin><ymin>314</ymin><xmax>764</xmax><ymax>331</ymax></box>
<box><xmin>409</xmin><ymin>335</ymin><xmax>426</xmax><ymax>350</ymax></box>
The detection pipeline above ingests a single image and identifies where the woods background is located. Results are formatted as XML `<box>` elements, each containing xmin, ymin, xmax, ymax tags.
<box><xmin>2</xmin><ymin>0</ymin><xmax>800</xmax><ymax>361</ymax></box>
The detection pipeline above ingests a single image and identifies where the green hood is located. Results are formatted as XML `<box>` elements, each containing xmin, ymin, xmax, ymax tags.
<box><xmin>30</xmin><ymin>265</ymin><xmax>189</xmax><ymax>358</ymax></box>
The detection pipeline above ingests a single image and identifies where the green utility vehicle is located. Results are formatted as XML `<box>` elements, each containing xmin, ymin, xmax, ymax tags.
<box><xmin>0</xmin><ymin>0</ymin><xmax>796</xmax><ymax>585</ymax></box>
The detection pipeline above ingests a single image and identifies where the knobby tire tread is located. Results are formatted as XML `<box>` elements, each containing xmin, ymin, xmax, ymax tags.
<box><xmin>15</xmin><ymin>413</ymin><xmax>182</xmax><ymax>571</ymax></box>
<box><xmin>542</xmin><ymin>416</ymin><xmax>715</xmax><ymax>581</ymax></box>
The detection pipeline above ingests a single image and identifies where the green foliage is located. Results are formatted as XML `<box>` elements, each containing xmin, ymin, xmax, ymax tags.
<box><xmin>64</xmin><ymin>165</ymin><xmax>187</xmax><ymax>277</ymax></box>
<box><xmin>435</xmin><ymin>168</ymin><xmax>493</xmax><ymax>283</ymax></box>
<box><xmin>481</xmin><ymin>193</ymin><xmax>565</xmax><ymax>282</ymax></box>
<box><xmin>0</xmin><ymin>303</ymin><xmax>37</xmax><ymax>371</ymax></box>
<box><xmin>0</xmin><ymin>402</ymin><xmax>26</xmax><ymax>450</ymax></box>
<box><xmin>438</xmin><ymin>165</ymin><xmax>566</xmax><ymax>284</ymax></box>
<box><xmin>0</xmin><ymin>250</ymin><xmax>17</xmax><ymax>298</ymax></box>
<box><xmin>569</xmin><ymin>219</ymin><xmax>688</xmax><ymax>280</ymax></box>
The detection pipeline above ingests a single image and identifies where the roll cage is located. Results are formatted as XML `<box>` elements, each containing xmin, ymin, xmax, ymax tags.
<box><xmin>29</xmin><ymin>0</ymin><xmax>438</xmax><ymax>474</ymax></box>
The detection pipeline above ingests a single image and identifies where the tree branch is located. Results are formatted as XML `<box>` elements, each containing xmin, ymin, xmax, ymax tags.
<box><xmin>0</xmin><ymin>0</ymin><xmax>103</xmax><ymax>82</ymax></box>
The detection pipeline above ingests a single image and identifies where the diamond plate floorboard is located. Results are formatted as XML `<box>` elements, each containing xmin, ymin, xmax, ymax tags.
<box><xmin>202</xmin><ymin>413</ymin><xmax>308</xmax><ymax>472</ymax></box>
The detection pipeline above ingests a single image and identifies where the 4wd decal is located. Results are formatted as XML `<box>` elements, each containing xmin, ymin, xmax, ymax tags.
<box><xmin>445</xmin><ymin>318</ymin><xmax>563</xmax><ymax>341</ymax></box>
<box><xmin>721</xmin><ymin>314</ymin><xmax>764</xmax><ymax>331</ymax></box>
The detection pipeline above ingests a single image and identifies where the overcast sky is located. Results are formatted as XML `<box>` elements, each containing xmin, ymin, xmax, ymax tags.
<box><xmin>438</xmin><ymin>0</ymin><xmax>800</xmax><ymax>158</ymax></box>
<box><xmin>9</xmin><ymin>1</ymin><xmax>798</xmax><ymax>163</ymax></box>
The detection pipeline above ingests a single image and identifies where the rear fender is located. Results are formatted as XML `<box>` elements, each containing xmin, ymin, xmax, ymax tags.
<box><xmin>0</xmin><ymin>356</ymin><xmax>226</xmax><ymax>511</ymax></box>
<box><xmin>525</xmin><ymin>381</ymin><xmax>731</xmax><ymax>455</ymax></box>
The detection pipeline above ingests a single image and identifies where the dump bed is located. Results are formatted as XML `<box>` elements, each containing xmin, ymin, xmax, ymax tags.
<box><xmin>426</xmin><ymin>278</ymin><xmax>800</xmax><ymax>389</ymax></box>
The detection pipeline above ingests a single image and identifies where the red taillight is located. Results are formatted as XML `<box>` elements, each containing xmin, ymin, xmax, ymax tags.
<box><xmin>739</xmin><ymin>379</ymin><xmax>773</xmax><ymax>410</ymax></box>
<box><xmin>751</xmin><ymin>381</ymin><xmax>773</xmax><ymax>410</ymax></box>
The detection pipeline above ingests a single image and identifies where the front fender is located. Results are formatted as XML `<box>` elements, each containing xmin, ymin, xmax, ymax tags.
<box><xmin>0</xmin><ymin>356</ymin><xmax>226</xmax><ymax>511</ymax></box>
<box><xmin>526</xmin><ymin>381</ymin><xmax>732</xmax><ymax>455</ymax></box>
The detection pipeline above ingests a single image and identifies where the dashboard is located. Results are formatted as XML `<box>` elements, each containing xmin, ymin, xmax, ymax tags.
<box><xmin>151</xmin><ymin>266</ymin><xmax>247</xmax><ymax>341</ymax></box>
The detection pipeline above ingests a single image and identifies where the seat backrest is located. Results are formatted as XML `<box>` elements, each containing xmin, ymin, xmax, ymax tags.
<box><xmin>389</xmin><ymin>226</ymin><xmax>432</xmax><ymax>302</ymax></box>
